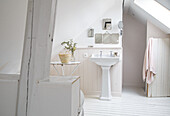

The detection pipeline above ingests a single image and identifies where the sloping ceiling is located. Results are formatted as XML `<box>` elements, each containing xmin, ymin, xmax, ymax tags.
<box><xmin>124</xmin><ymin>0</ymin><xmax>170</xmax><ymax>34</ymax></box>
<box><xmin>156</xmin><ymin>0</ymin><xmax>170</xmax><ymax>10</ymax></box>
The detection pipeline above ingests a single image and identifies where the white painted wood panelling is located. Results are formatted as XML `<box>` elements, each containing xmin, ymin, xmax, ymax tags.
<box><xmin>17</xmin><ymin>0</ymin><xmax>57</xmax><ymax>115</ymax></box>
<box><xmin>0</xmin><ymin>74</ymin><xmax>20</xmax><ymax>116</ymax></box>
<box><xmin>31</xmin><ymin>76</ymin><xmax>80</xmax><ymax>116</ymax></box>
<box><xmin>148</xmin><ymin>38</ymin><xmax>170</xmax><ymax>97</ymax></box>
<box><xmin>84</xmin><ymin>87</ymin><xmax>170</xmax><ymax>116</ymax></box>
<box><xmin>50</xmin><ymin>48</ymin><xmax>122</xmax><ymax>97</ymax></box>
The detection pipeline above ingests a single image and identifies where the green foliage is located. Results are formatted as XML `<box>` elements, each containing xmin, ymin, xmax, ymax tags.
<box><xmin>61</xmin><ymin>39</ymin><xmax>77</xmax><ymax>55</ymax></box>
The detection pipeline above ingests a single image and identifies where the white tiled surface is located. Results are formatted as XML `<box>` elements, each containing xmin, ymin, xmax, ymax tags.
<box><xmin>84</xmin><ymin>87</ymin><xmax>170</xmax><ymax>116</ymax></box>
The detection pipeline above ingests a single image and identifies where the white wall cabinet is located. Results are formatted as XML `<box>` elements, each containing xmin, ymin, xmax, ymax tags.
<box><xmin>31</xmin><ymin>76</ymin><xmax>80</xmax><ymax>116</ymax></box>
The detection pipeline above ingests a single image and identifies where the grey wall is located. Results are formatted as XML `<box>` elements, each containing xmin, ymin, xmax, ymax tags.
<box><xmin>122</xmin><ymin>13</ymin><xmax>146</xmax><ymax>87</ymax></box>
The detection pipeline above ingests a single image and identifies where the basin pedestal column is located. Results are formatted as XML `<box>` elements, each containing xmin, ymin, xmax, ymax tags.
<box><xmin>100</xmin><ymin>66</ymin><xmax>112</xmax><ymax>100</ymax></box>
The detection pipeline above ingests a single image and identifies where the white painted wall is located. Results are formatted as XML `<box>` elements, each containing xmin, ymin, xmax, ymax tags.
<box><xmin>51</xmin><ymin>0</ymin><xmax>123</xmax><ymax>59</ymax></box>
<box><xmin>123</xmin><ymin>13</ymin><xmax>146</xmax><ymax>87</ymax></box>
<box><xmin>147</xmin><ymin>21</ymin><xmax>170</xmax><ymax>40</ymax></box>
<box><xmin>0</xmin><ymin>0</ymin><xmax>28</xmax><ymax>74</ymax></box>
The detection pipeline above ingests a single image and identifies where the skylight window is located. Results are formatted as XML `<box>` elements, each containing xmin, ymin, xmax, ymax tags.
<box><xmin>134</xmin><ymin>0</ymin><xmax>170</xmax><ymax>29</ymax></box>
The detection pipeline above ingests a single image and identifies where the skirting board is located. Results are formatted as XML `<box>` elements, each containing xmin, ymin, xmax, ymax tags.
<box><xmin>123</xmin><ymin>82</ymin><xmax>144</xmax><ymax>88</ymax></box>
<box><xmin>84</xmin><ymin>91</ymin><xmax>122</xmax><ymax>98</ymax></box>
<box><xmin>0</xmin><ymin>74</ymin><xmax>20</xmax><ymax>80</ymax></box>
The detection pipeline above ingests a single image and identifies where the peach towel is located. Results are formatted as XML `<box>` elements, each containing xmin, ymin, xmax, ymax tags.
<box><xmin>143</xmin><ymin>38</ymin><xmax>156</xmax><ymax>84</ymax></box>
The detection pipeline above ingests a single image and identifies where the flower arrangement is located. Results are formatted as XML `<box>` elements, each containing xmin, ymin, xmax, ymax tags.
<box><xmin>61</xmin><ymin>39</ymin><xmax>77</xmax><ymax>56</ymax></box>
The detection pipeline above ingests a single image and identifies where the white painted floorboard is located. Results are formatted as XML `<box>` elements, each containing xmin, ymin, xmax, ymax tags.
<box><xmin>84</xmin><ymin>87</ymin><xmax>170</xmax><ymax>116</ymax></box>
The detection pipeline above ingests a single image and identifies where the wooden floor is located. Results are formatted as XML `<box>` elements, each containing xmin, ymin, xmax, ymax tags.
<box><xmin>84</xmin><ymin>87</ymin><xmax>170</xmax><ymax>116</ymax></box>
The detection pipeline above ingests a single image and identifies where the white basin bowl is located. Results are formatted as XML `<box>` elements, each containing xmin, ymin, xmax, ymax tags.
<box><xmin>90</xmin><ymin>54</ymin><xmax>120</xmax><ymax>66</ymax></box>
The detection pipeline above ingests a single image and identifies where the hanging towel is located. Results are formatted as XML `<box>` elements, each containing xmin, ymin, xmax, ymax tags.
<box><xmin>143</xmin><ymin>38</ymin><xmax>156</xmax><ymax>84</ymax></box>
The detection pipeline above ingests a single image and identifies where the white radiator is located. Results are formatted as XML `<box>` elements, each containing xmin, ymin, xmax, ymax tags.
<box><xmin>147</xmin><ymin>38</ymin><xmax>170</xmax><ymax>97</ymax></box>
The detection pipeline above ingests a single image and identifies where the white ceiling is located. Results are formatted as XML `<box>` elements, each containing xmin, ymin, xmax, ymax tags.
<box><xmin>124</xmin><ymin>0</ymin><xmax>170</xmax><ymax>34</ymax></box>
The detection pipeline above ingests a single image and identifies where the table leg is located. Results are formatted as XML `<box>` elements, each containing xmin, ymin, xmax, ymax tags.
<box><xmin>70</xmin><ymin>64</ymin><xmax>80</xmax><ymax>75</ymax></box>
<box><xmin>53</xmin><ymin>65</ymin><xmax>60</xmax><ymax>75</ymax></box>
<box><xmin>61</xmin><ymin>65</ymin><xmax>65</xmax><ymax>76</ymax></box>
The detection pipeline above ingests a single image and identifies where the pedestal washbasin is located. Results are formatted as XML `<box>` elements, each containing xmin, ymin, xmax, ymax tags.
<box><xmin>90</xmin><ymin>54</ymin><xmax>120</xmax><ymax>100</ymax></box>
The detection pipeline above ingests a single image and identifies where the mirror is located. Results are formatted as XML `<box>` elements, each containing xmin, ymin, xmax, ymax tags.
<box><xmin>95</xmin><ymin>33</ymin><xmax>119</xmax><ymax>44</ymax></box>
<box><xmin>95</xmin><ymin>33</ymin><xmax>102</xmax><ymax>44</ymax></box>
<box><xmin>103</xmin><ymin>33</ymin><xmax>119</xmax><ymax>44</ymax></box>
<box><xmin>102</xmin><ymin>19</ymin><xmax>112</xmax><ymax>30</ymax></box>
<box><xmin>88</xmin><ymin>28</ymin><xmax>94</xmax><ymax>37</ymax></box>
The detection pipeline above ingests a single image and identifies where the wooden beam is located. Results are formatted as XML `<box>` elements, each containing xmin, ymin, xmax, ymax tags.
<box><xmin>17</xmin><ymin>0</ymin><xmax>57</xmax><ymax>116</ymax></box>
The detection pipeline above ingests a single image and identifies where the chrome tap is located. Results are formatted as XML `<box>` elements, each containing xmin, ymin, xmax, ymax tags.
<box><xmin>100</xmin><ymin>51</ymin><xmax>102</xmax><ymax>57</ymax></box>
<box><xmin>110</xmin><ymin>51</ymin><xmax>113</xmax><ymax>56</ymax></box>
